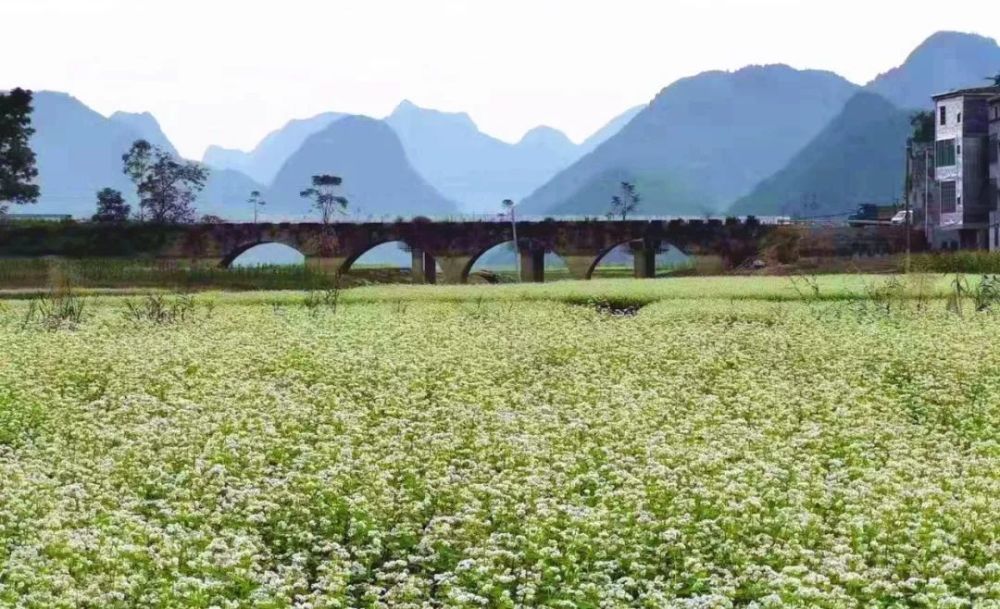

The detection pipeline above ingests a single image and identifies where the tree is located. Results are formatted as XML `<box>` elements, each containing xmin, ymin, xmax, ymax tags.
<box><xmin>248</xmin><ymin>190</ymin><xmax>266</xmax><ymax>224</ymax></box>
<box><xmin>300</xmin><ymin>175</ymin><xmax>348</xmax><ymax>224</ymax></box>
<box><xmin>92</xmin><ymin>188</ymin><xmax>130</xmax><ymax>222</ymax></box>
<box><xmin>909</xmin><ymin>111</ymin><xmax>934</xmax><ymax>144</ymax></box>
<box><xmin>122</xmin><ymin>140</ymin><xmax>209</xmax><ymax>223</ymax></box>
<box><xmin>0</xmin><ymin>88</ymin><xmax>40</xmax><ymax>215</ymax></box>
<box><xmin>608</xmin><ymin>181</ymin><xmax>640</xmax><ymax>221</ymax></box>
<box><xmin>200</xmin><ymin>214</ymin><xmax>225</xmax><ymax>224</ymax></box>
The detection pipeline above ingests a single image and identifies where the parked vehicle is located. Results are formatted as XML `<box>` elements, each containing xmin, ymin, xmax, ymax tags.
<box><xmin>848</xmin><ymin>204</ymin><xmax>898</xmax><ymax>227</ymax></box>
<box><xmin>890</xmin><ymin>210</ymin><xmax>913</xmax><ymax>225</ymax></box>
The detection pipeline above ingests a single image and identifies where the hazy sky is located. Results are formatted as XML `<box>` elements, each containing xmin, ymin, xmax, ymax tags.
<box><xmin>4</xmin><ymin>0</ymin><xmax>999</xmax><ymax>159</ymax></box>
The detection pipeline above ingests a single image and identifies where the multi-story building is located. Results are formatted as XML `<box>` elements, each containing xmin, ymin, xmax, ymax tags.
<box><xmin>990</xmin><ymin>96</ymin><xmax>1000</xmax><ymax>249</ymax></box>
<box><xmin>930</xmin><ymin>86</ymin><xmax>1000</xmax><ymax>250</ymax></box>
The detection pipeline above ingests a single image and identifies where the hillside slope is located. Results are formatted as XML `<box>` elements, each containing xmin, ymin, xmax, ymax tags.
<box><xmin>866</xmin><ymin>31</ymin><xmax>1000</xmax><ymax>110</ymax></box>
<box><xmin>203</xmin><ymin>112</ymin><xmax>346</xmax><ymax>184</ymax></box>
<box><xmin>729</xmin><ymin>92</ymin><xmax>912</xmax><ymax>217</ymax></box>
<box><xmin>518</xmin><ymin>65</ymin><xmax>859</xmax><ymax>216</ymax></box>
<box><xmin>384</xmin><ymin>100</ymin><xmax>580</xmax><ymax>212</ymax></box>
<box><xmin>267</xmin><ymin>115</ymin><xmax>457</xmax><ymax>220</ymax></box>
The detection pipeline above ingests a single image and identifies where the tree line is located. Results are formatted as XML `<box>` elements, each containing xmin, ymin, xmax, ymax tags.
<box><xmin>0</xmin><ymin>88</ymin><xmax>350</xmax><ymax>224</ymax></box>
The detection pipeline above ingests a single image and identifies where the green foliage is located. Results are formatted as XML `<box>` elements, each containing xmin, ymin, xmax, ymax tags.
<box><xmin>3</xmin><ymin>281</ymin><xmax>1000</xmax><ymax>605</ymax></box>
<box><xmin>731</xmin><ymin>93</ymin><xmax>912</xmax><ymax>217</ymax></box>
<box><xmin>760</xmin><ymin>225</ymin><xmax>802</xmax><ymax>263</ymax></box>
<box><xmin>945</xmin><ymin>274</ymin><xmax>1000</xmax><ymax>316</ymax></box>
<box><xmin>299</xmin><ymin>174</ymin><xmax>348</xmax><ymax>223</ymax></box>
<box><xmin>0</xmin><ymin>258</ymin><xmax>349</xmax><ymax>292</ymax></box>
<box><xmin>122</xmin><ymin>292</ymin><xmax>200</xmax><ymax>325</ymax></box>
<box><xmin>92</xmin><ymin>187</ymin><xmax>131</xmax><ymax>222</ymax></box>
<box><xmin>0</xmin><ymin>88</ymin><xmax>40</xmax><ymax>210</ymax></box>
<box><xmin>123</xmin><ymin>139</ymin><xmax>209</xmax><ymax>223</ymax></box>
<box><xmin>607</xmin><ymin>181</ymin><xmax>640</xmax><ymax>220</ymax></box>
<box><xmin>303</xmin><ymin>279</ymin><xmax>342</xmax><ymax>316</ymax></box>
<box><xmin>910</xmin><ymin>110</ymin><xmax>935</xmax><ymax>144</ymax></box>
<box><xmin>21</xmin><ymin>289</ymin><xmax>86</xmax><ymax>330</ymax></box>
<box><xmin>912</xmin><ymin>251</ymin><xmax>1000</xmax><ymax>274</ymax></box>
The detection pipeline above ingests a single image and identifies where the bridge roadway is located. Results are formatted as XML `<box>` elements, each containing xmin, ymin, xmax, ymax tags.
<box><xmin>0</xmin><ymin>218</ymin><xmax>918</xmax><ymax>283</ymax></box>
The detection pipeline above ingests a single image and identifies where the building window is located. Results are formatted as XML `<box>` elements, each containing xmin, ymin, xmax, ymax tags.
<box><xmin>940</xmin><ymin>106</ymin><xmax>947</xmax><ymax>126</ymax></box>
<box><xmin>957</xmin><ymin>144</ymin><xmax>962</xmax><ymax>156</ymax></box>
<box><xmin>991</xmin><ymin>135</ymin><xmax>999</xmax><ymax>164</ymax></box>
<box><xmin>958</xmin><ymin>112</ymin><xmax>963</xmax><ymax>123</ymax></box>
<box><xmin>936</xmin><ymin>139</ymin><xmax>957</xmax><ymax>167</ymax></box>
<box><xmin>941</xmin><ymin>181</ymin><xmax>957</xmax><ymax>213</ymax></box>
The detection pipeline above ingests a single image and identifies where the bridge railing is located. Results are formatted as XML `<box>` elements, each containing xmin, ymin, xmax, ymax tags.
<box><xmin>241</xmin><ymin>214</ymin><xmax>797</xmax><ymax>225</ymax></box>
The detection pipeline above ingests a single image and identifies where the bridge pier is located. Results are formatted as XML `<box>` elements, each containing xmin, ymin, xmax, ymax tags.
<box><xmin>631</xmin><ymin>244</ymin><xmax>656</xmax><ymax>279</ymax></box>
<box><xmin>519</xmin><ymin>248</ymin><xmax>545</xmax><ymax>283</ymax></box>
<box><xmin>437</xmin><ymin>256</ymin><xmax>473</xmax><ymax>284</ymax></box>
<box><xmin>306</xmin><ymin>256</ymin><xmax>348</xmax><ymax>277</ymax></box>
<box><xmin>411</xmin><ymin>248</ymin><xmax>437</xmax><ymax>284</ymax></box>
<box><xmin>560</xmin><ymin>254</ymin><xmax>597</xmax><ymax>280</ymax></box>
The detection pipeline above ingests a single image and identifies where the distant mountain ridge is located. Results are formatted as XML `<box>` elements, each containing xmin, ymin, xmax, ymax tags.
<box><xmin>729</xmin><ymin>92</ymin><xmax>912</xmax><ymax>217</ymax></box>
<box><xmin>27</xmin><ymin>92</ymin><xmax>139</xmax><ymax>217</ymax></box>
<box><xmin>578</xmin><ymin>105</ymin><xmax>644</xmax><ymax>156</ymax></box>
<box><xmin>383</xmin><ymin>100</ymin><xmax>582</xmax><ymax>212</ymax></box>
<box><xmin>24</xmin><ymin>92</ymin><xmax>261</xmax><ymax>219</ymax></box>
<box><xmin>267</xmin><ymin>115</ymin><xmax>457</xmax><ymax>220</ymax></box>
<box><xmin>865</xmin><ymin>31</ymin><xmax>1000</xmax><ymax>110</ymax></box>
<box><xmin>203</xmin><ymin>112</ymin><xmax>347</xmax><ymax>184</ymax></box>
<box><xmin>518</xmin><ymin>64</ymin><xmax>859</xmax><ymax>216</ymax></box>
<box><xmin>200</xmin><ymin>99</ymin><xmax>641</xmax><ymax>214</ymax></box>
<box><xmin>732</xmin><ymin>30</ymin><xmax>1000</xmax><ymax>217</ymax></box>
<box><xmin>110</xmin><ymin>111</ymin><xmax>178</xmax><ymax>157</ymax></box>
<box><xmin>19</xmin><ymin>30</ymin><xmax>1000</xmax><ymax>223</ymax></box>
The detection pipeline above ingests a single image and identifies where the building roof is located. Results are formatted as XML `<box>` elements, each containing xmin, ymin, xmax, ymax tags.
<box><xmin>932</xmin><ymin>86</ymin><xmax>1000</xmax><ymax>101</ymax></box>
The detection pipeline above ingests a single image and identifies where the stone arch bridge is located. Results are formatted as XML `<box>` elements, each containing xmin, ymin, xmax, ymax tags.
<box><xmin>0</xmin><ymin>219</ymin><xmax>920</xmax><ymax>283</ymax></box>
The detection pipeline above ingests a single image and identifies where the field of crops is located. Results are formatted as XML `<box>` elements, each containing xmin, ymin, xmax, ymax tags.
<box><xmin>3</xmin><ymin>275</ymin><xmax>1000</xmax><ymax>607</ymax></box>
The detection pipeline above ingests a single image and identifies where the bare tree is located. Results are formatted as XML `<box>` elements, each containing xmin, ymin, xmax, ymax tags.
<box><xmin>300</xmin><ymin>175</ymin><xmax>348</xmax><ymax>224</ymax></box>
<box><xmin>608</xmin><ymin>181</ymin><xmax>641</xmax><ymax>221</ymax></box>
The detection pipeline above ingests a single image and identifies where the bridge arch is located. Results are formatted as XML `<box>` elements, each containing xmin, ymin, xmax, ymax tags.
<box><xmin>341</xmin><ymin>240</ymin><xmax>410</xmax><ymax>273</ymax></box>
<box><xmin>339</xmin><ymin>239</ymin><xmax>441</xmax><ymax>283</ymax></box>
<box><xmin>464</xmin><ymin>240</ymin><xmax>569</xmax><ymax>283</ymax></box>
<box><xmin>585</xmin><ymin>240</ymin><xmax>690</xmax><ymax>279</ymax></box>
<box><xmin>221</xmin><ymin>240</ymin><xmax>306</xmax><ymax>268</ymax></box>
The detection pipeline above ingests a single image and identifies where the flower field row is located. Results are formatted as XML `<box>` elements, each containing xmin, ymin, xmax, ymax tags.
<box><xmin>2</xmin><ymin>283</ymin><xmax>1000</xmax><ymax>607</ymax></box>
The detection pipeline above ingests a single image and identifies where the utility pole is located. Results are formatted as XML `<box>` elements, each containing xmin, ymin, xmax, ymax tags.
<box><xmin>905</xmin><ymin>149</ymin><xmax>912</xmax><ymax>274</ymax></box>
<box><xmin>502</xmin><ymin>199</ymin><xmax>521</xmax><ymax>281</ymax></box>
<box><xmin>924</xmin><ymin>146</ymin><xmax>930</xmax><ymax>240</ymax></box>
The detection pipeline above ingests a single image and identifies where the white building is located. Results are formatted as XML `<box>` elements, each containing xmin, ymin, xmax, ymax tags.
<box><xmin>931</xmin><ymin>86</ymin><xmax>1000</xmax><ymax>250</ymax></box>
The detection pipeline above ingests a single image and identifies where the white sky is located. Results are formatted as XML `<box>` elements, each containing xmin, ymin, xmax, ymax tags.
<box><xmin>3</xmin><ymin>0</ymin><xmax>999</xmax><ymax>159</ymax></box>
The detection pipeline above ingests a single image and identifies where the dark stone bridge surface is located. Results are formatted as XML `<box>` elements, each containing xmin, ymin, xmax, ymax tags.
<box><xmin>0</xmin><ymin>219</ymin><xmax>923</xmax><ymax>283</ymax></box>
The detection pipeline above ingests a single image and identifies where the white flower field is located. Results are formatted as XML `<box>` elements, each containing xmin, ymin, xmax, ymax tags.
<box><xmin>2</xmin><ymin>277</ymin><xmax>1000</xmax><ymax>608</ymax></box>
